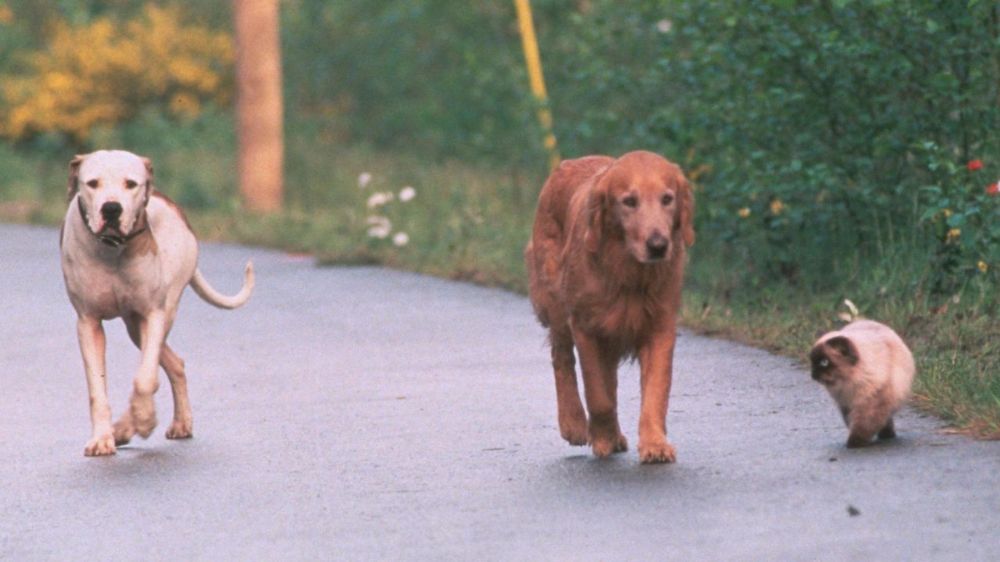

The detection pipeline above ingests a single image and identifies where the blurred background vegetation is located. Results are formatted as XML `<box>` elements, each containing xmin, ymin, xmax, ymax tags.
<box><xmin>0</xmin><ymin>0</ymin><xmax>998</xmax><ymax>434</ymax></box>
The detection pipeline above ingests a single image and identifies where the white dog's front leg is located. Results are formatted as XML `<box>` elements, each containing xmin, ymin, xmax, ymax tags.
<box><xmin>77</xmin><ymin>317</ymin><xmax>116</xmax><ymax>456</ymax></box>
<box><xmin>129</xmin><ymin>310</ymin><xmax>166</xmax><ymax>438</ymax></box>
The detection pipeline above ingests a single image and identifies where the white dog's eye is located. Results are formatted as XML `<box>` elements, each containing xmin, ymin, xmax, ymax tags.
<box><xmin>125</xmin><ymin>180</ymin><xmax>138</xmax><ymax>189</ymax></box>
<box><xmin>86</xmin><ymin>179</ymin><xmax>98</xmax><ymax>189</ymax></box>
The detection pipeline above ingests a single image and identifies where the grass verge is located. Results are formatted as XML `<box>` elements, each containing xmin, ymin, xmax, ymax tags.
<box><xmin>2</xmin><ymin>143</ymin><xmax>997</xmax><ymax>439</ymax></box>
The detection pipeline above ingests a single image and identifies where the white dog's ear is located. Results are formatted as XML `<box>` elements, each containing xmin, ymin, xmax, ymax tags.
<box><xmin>140</xmin><ymin>156</ymin><xmax>155</xmax><ymax>205</ymax></box>
<box><xmin>141</xmin><ymin>157</ymin><xmax>154</xmax><ymax>188</ymax></box>
<box><xmin>67</xmin><ymin>154</ymin><xmax>85</xmax><ymax>202</ymax></box>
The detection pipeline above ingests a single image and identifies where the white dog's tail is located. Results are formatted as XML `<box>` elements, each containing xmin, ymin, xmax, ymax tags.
<box><xmin>190</xmin><ymin>261</ymin><xmax>255</xmax><ymax>309</ymax></box>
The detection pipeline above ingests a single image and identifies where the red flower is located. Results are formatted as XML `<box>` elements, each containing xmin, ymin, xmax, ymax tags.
<box><xmin>987</xmin><ymin>182</ymin><xmax>1000</xmax><ymax>196</ymax></box>
<box><xmin>967</xmin><ymin>159</ymin><xmax>984</xmax><ymax>171</ymax></box>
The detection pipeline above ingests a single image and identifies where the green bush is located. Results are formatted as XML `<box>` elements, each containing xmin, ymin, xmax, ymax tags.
<box><xmin>535</xmin><ymin>1</ymin><xmax>999</xmax><ymax>296</ymax></box>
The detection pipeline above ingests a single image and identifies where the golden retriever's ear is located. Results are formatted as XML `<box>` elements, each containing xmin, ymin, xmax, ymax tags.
<box><xmin>678</xmin><ymin>175</ymin><xmax>696</xmax><ymax>247</ymax></box>
<box><xmin>585</xmin><ymin>172</ymin><xmax>611</xmax><ymax>253</ymax></box>
<box><xmin>67</xmin><ymin>154</ymin><xmax>85</xmax><ymax>202</ymax></box>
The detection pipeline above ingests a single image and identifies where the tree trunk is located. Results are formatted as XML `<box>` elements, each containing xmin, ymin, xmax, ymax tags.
<box><xmin>233</xmin><ymin>0</ymin><xmax>283</xmax><ymax>212</ymax></box>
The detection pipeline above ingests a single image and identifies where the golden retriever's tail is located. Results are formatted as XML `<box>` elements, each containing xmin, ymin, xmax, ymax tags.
<box><xmin>190</xmin><ymin>261</ymin><xmax>255</xmax><ymax>309</ymax></box>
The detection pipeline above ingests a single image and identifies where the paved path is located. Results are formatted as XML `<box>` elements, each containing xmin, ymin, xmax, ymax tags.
<box><xmin>1</xmin><ymin>223</ymin><xmax>997</xmax><ymax>561</ymax></box>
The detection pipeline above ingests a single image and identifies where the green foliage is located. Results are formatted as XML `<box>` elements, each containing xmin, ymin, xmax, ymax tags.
<box><xmin>276</xmin><ymin>0</ymin><xmax>998</xmax><ymax>299</ymax></box>
<box><xmin>533</xmin><ymin>1</ymin><xmax>999</xmax><ymax>295</ymax></box>
<box><xmin>917</xmin><ymin>144</ymin><xmax>999</xmax><ymax>295</ymax></box>
<box><xmin>281</xmin><ymin>1</ymin><xmax>543</xmax><ymax>169</ymax></box>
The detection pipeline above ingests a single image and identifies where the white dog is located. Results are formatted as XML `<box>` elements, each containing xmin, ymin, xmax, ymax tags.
<box><xmin>61</xmin><ymin>150</ymin><xmax>254</xmax><ymax>456</ymax></box>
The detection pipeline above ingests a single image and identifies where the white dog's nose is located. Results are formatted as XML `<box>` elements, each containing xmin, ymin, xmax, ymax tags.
<box><xmin>100</xmin><ymin>202</ymin><xmax>123</xmax><ymax>223</ymax></box>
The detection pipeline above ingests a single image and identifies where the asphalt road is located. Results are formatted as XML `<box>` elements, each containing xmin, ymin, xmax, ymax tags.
<box><xmin>1</xmin><ymin>222</ymin><xmax>998</xmax><ymax>561</ymax></box>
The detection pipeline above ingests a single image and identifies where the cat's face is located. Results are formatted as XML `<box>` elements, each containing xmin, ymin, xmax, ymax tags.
<box><xmin>809</xmin><ymin>335</ymin><xmax>859</xmax><ymax>387</ymax></box>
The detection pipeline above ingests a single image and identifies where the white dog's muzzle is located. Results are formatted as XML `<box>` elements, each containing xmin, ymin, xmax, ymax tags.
<box><xmin>77</xmin><ymin>195</ymin><xmax>147</xmax><ymax>248</ymax></box>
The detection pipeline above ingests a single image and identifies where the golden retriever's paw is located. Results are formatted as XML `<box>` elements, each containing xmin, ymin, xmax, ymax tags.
<box><xmin>84</xmin><ymin>433</ymin><xmax>117</xmax><ymax>457</ymax></box>
<box><xmin>165</xmin><ymin>419</ymin><xmax>193</xmax><ymax>440</ymax></box>
<box><xmin>590</xmin><ymin>433</ymin><xmax>627</xmax><ymax>458</ymax></box>
<box><xmin>590</xmin><ymin>437</ymin><xmax>616</xmax><ymax>458</ymax></box>
<box><xmin>638</xmin><ymin>440</ymin><xmax>676</xmax><ymax>464</ymax></box>
<box><xmin>613</xmin><ymin>433</ymin><xmax>629</xmax><ymax>453</ymax></box>
<box><xmin>130</xmin><ymin>396</ymin><xmax>158</xmax><ymax>439</ymax></box>
<box><xmin>559</xmin><ymin>414</ymin><xmax>589</xmax><ymax>446</ymax></box>
<box><xmin>112</xmin><ymin>415</ymin><xmax>135</xmax><ymax>446</ymax></box>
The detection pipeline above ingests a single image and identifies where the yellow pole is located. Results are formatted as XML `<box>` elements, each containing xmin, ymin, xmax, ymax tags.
<box><xmin>514</xmin><ymin>0</ymin><xmax>560</xmax><ymax>169</ymax></box>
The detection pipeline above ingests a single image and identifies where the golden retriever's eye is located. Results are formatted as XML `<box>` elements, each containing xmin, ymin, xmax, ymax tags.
<box><xmin>86</xmin><ymin>179</ymin><xmax>99</xmax><ymax>189</ymax></box>
<box><xmin>622</xmin><ymin>195</ymin><xmax>638</xmax><ymax>208</ymax></box>
<box><xmin>125</xmin><ymin>180</ymin><xmax>138</xmax><ymax>189</ymax></box>
<box><xmin>661</xmin><ymin>193</ymin><xmax>674</xmax><ymax>206</ymax></box>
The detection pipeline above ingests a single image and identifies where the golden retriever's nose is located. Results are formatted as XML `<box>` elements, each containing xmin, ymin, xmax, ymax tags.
<box><xmin>100</xmin><ymin>201</ymin><xmax>123</xmax><ymax>223</ymax></box>
<box><xmin>646</xmin><ymin>233</ymin><xmax>669</xmax><ymax>260</ymax></box>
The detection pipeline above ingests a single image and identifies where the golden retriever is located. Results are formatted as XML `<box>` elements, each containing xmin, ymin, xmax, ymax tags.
<box><xmin>525</xmin><ymin>151</ymin><xmax>694</xmax><ymax>463</ymax></box>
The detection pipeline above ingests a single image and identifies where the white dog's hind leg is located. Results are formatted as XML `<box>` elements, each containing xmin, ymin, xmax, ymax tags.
<box><xmin>118</xmin><ymin>317</ymin><xmax>192</xmax><ymax>441</ymax></box>
<box><xmin>161</xmin><ymin>344</ymin><xmax>193</xmax><ymax>439</ymax></box>
<box><xmin>129</xmin><ymin>311</ymin><xmax>167</xmax><ymax>438</ymax></box>
<box><xmin>77</xmin><ymin>317</ymin><xmax>116</xmax><ymax>456</ymax></box>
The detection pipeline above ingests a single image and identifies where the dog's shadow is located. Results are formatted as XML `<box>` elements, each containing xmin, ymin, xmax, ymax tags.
<box><xmin>73</xmin><ymin>442</ymin><xmax>193</xmax><ymax>483</ymax></box>
<box><xmin>542</xmin><ymin>449</ymin><xmax>695</xmax><ymax>491</ymax></box>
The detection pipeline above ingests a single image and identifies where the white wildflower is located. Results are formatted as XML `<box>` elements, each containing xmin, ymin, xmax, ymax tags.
<box><xmin>366</xmin><ymin>215</ymin><xmax>392</xmax><ymax>239</ymax></box>
<box><xmin>366</xmin><ymin>191</ymin><xmax>394</xmax><ymax>209</ymax></box>
<box><xmin>392</xmin><ymin>232</ymin><xmax>410</xmax><ymax>247</ymax></box>
<box><xmin>398</xmin><ymin>186</ymin><xmax>416</xmax><ymax>202</ymax></box>
<box><xmin>656</xmin><ymin>19</ymin><xmax>673</xmax><ymax>33</ymax></box>
<box><xmin>357</xmin><ymin>172</ymin><xmax>372</xmax><ymax>189</ymax></box>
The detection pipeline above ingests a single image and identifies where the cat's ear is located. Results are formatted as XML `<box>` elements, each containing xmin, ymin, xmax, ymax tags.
<box><xmin>825</xmin><ymin>336</ymin><xmax>859</xmax><ymax>366</ymax></box>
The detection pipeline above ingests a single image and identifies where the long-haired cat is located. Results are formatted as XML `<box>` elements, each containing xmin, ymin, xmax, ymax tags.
<box><xmin>809</xmin><ymin>320</ymin><xmax>915</xmax><ymax>448</ymax></box>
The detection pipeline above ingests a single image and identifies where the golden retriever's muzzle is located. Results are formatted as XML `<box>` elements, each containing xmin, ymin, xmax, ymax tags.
<box><xmin>645</xmin><ymin>232</ymin><xmax>669</xmax><ymax>262</ymax></box>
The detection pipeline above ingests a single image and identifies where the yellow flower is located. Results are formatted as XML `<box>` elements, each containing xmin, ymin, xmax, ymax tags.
<box><xmin>737</xmin><ymin>207</ymin><xmax>751</xmax><ymax>218</ymax></box>
<box><xmin>977</xmin><ymin>261</ymin><xmax>989</xmax><ymax>273</ymax></box>
<box><xmin>946</xmin><ymin>228</ymin><xmax>961</xmax><ymax>243</ymax></box>
<box><xmin>769</xmin><ymin>199</ymin><xmax>785</xmax><ymax>216</ymax></box>
<box><xmin>942</xmin><ymin>209</ymin><xmax>952</xmax><ymax>218</ymax></box>
<box><xmin>0</xmin><ymin>6</ymin><xmax>13</xmax><ymax>25</ymax></box>
<box><xmin>0</xmin><ymin>6</ymin><xmax>232</xmax><ymax>141</ymax></box>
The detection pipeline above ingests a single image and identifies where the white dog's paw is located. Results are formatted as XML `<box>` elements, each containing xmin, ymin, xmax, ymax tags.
<box><xmin>112</xmin><ymin>414</ymin><xmax>135</xmax><ymax>446</ymax></box>
<box><xmin>165</xmin><ymin>419</ymin><xmax>193</xmax><ymax>440</ymax></box>
<box><xmin>130</xmin><ymin>396</ymin><xmax>158</xmax><ymax>439</ymax></box>
<box><xmin>84</xmin><ymin>433</ymin><xmax>117</xmax><ymax>457</ymax></box>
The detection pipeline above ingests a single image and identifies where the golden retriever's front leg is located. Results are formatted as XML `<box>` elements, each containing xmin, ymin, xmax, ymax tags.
<box><xmin>637</xmin><ymin>328</ymin><xmax>678</xmax><ymax>464</ymax></box>
<box><xmin>77</xmin><ymin>317</ymin><xmax>116</xmax><ymax>456</ymax></box>
<box><xmin>550</xmin><ymin>327</ymin><xmax>588</xmax><ymax>445</ymax></box>
<box><xmin>573</xmin><ymin>329</ymin><xmax>628</xmax><ymax>458</ymax></box>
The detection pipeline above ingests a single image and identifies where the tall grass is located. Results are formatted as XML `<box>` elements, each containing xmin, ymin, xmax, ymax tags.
<box><xmin>685</xmin><ymin>238</ymin><xmax>1000</xmax><ymax>437</ymax></box>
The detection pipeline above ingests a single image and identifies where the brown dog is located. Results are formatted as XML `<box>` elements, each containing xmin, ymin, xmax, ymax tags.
<box><xmin>525</xmin><ymin>151</ymin><xmax>695</xmax><ymax>463</ymax></box>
